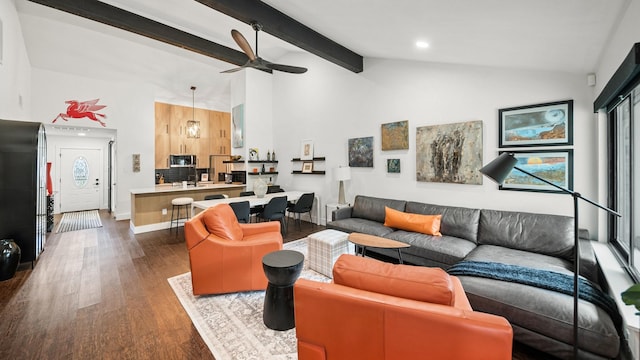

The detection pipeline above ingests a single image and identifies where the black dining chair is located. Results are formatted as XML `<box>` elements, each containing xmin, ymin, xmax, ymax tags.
<box><xmin>259</xmin><ymin>196</ymin><xmax>288</xmax><ymax>236</ymax></box>
<box><xmin>204</xmin><ymin>194</ymin><xmax>226</xmax><ymax>200</ymax></box>
<box><xmin>229</xmin><ymin>201</ymin><xmax>251</xmax><ymax>223</ymax></box>
<box><xmin>286</xmin><ymin>192</ymin><xmax>315</xmax><ymax>231</ymax></box>
<box><xmin>267</xmin><ymin>186</ymin><xmax>285</xmax><ymax>194</ymax></box>
<box><xmin>240</xmin><ymin>190</ymin><xmax>261</xmax><ymax>222</ymax></box>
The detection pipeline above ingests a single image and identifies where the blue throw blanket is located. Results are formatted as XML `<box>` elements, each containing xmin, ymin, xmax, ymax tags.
<box><xmin>448</xmin><ymin>261</ymin><xmax>621</xmax><ymax>326</ymax></box>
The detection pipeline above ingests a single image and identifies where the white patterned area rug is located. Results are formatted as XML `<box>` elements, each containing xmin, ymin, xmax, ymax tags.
<box><xmin>168</xmin><ymin>238</ymin><xmax>330</xmax><ymax>360</ymax></box>
<box><xmin>56</xmin><ymin>210</ymin><xmax>103</xmax><ymax>233</ymax></box>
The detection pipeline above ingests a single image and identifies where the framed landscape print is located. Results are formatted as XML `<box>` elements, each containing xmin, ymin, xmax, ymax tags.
<box><xmin>348</xmin><ymin>137</ymin><xmax>374</xmax><ymax>167</ymax></box>
<box><xmin>381</xmin><ymin>120</ymin><xmax>409</xmax><ymax>150</ymax></box>
<box><xmin>499</xmin><ymin>149</ymin><xmax>573</xmax><ymax>193</ymax></box>
<box><xmin>499</xmin><ymin>100</ymin><xmax>573</xmax><ymax>147</ymax></box>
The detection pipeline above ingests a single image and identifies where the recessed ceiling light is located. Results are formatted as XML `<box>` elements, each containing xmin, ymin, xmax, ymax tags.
<box><xmin>78</xmin><ymin>132</ymin><xmax>86</xmax><ymax>136</ymax></box>
<box><xmin>416</xmin><ymin>41</ymin><xmax>430</xmax><ymax>49</ymax></box>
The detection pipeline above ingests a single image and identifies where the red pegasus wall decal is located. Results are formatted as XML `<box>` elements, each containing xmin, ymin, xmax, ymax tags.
<box><xmin>53</xmin><ymin>99</ymin><xmax>107</xmax><ymax>127</ymax></box>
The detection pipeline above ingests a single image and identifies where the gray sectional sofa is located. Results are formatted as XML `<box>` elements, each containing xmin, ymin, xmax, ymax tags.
<box><xmin>327</xmin><ymin>195</ymin><xmax>621</xmax><ymax>360</ymax></box>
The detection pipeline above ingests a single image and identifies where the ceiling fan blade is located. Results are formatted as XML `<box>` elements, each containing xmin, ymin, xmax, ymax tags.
<box><xmin>220</xmin><ymin>66</ymin><xmax>245</xmax><ymax>74</ymax></box>
<box><xmin>231</xmin><ymin>29</ymin><xmax>256</xmax><ymax>61</ymax></box>
<box><xmin>266</xmin><ymin>63</ymin><xmax>308</xmax><ymax>74</ymax></box>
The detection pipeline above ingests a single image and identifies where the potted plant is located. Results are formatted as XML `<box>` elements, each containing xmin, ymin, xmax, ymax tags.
<box><xmin>621</xmin><ymin>284</ymin><xmax>640</xmax><ymax>314</ymax></box>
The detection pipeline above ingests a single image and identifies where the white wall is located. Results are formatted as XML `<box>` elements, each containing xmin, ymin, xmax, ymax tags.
<box><xmin>272</xmin><ymin>53</ymin><xmax>599</xmax><ymax>234</ymax></box>
<box><xmin>31</xmin><ymin>68</ymin><xmax>155</xmax><ymax>220</ymax></box>
<box><xmin>0</xmin><ymin>0</ymin><xmax>31</xmax><ymax>120</ymax></box>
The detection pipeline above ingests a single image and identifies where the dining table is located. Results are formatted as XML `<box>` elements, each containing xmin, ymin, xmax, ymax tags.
<box><xmin>191</xmin><ymin>191</ymin><xmax>320</xmax><ymax>225</ymax></box>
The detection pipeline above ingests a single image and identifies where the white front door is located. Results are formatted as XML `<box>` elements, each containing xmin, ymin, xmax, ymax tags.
<box><xmin>59</xmin><ymin>148</ymin><xmax>102</xmax><ymax>212</ymax></box>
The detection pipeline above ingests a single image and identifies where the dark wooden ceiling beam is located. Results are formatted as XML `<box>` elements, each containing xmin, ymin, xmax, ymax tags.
<box><xmin>27</xmin><ymin>0</ymin><xmax>250</xmax><ymax>67</ymax></box>
<box><xmin>194</xmin><ymin>0</ymin><xmax>364</xmax><ymax>73</ymax></box>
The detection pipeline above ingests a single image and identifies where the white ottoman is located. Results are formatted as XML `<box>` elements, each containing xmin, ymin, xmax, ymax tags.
<box><xmin>308</xmin><ymin>229</ymin><xmax>350</xmax><ymax>278</ymax></box>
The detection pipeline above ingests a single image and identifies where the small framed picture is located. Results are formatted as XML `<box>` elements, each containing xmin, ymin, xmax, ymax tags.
<box><xmin>499</xmin><ymin>100</ymin><xmax>573</xmax><ymax>148</ymax></box>
<box><xmin>300</xmin><ymin>139</ymin><xmax>314</xmax><ymax>160</ymax></box>
<box><xmin>387</xmin><ymin>159</ymin><xmax>400</xmax><ymax>173</ymax></box>
<box><xmin>302</xmin><ymin>161</ymin><xmax>314</xmax><ymax>173</ymax></box>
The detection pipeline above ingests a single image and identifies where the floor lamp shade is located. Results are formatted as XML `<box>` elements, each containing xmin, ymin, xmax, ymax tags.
<box><xmin>334</xmin><ymin>167</ymin><xmax>351</xmax><ymax>205</ymax></box>
<box><xmin>479</xmin><ymin>152</ymin><xmax>517</xmax><ymax>185</ymax></box>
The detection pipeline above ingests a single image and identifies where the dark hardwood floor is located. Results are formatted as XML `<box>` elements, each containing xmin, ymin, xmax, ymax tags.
<box><xmin>0</xmin><ymin>211</ymin><xmax>551</xmax><ymax>359</ymax></box>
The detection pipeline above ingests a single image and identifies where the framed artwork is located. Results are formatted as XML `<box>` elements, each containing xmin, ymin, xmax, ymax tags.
<box><xmin>300</xmin><ymin>139</ymin><xmax>314</xmax><ymax>160</ymax></box>
<box><xmin>381</xmin><ymin>120</ymin><xmax>409</xmax><ymax>150</ymax></box>
<box><xmin>499</xmin><ymin>149</ymin><xmax>573</xmax><ymax>193</ymax></box>
<box><xmin>499</xmin><ymin>100</ymin><xmax>573</xmax><ymax>147</ymax></box>
<box><xmin>416</xmin><ymin>120</ymin><xmax>483</xmax><ymax>184</ymax></box>
<box><xmin>348</xmin><ymin>136</ymin><xmax>374</xmax><ymax>167</ymax></box>
<box><xmin>302</xmin><ymin>161</ymin><xmax>314</xmax><ymax>173</ymax></box>
<box><xmin>387</xmin><ymin>159</ymin><xmax>401</xmax><ymax>173</ymax></box>
<box><xmin>232</xmin><ymin>104</ymin><xmax>244</xmax><ymax>148</ymax></box>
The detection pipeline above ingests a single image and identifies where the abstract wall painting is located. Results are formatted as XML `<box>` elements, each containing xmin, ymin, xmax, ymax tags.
<box><xmin>381</xmin><ymin>120</ymin><xmax>409</xmax><ymax>150</ymax></box>
<box><xmin>232</xmin><ymin>104</ymin><xmax>244</xmax><ymax>148</ymax></box>
<box><xmin>499</xmin><ymin>150</ymin><xmax>573</xmax><ymax>193</ymax></box>
<box><xmin>416</xmin><ymin>120</ymin><xmax>483</xmax><ymax>185</ymax></box>
<box><xmin>499</xmin><ymin>100</ymin><xmax>573</xmax><ymax>147</ymax></box>
<box><xmin>387</xmin><ymin>159</ymin><xmax>401</xmax><ymax>173</ymax></box>
<box><xmin>348</xmin><ymin>137</ymin><xmax>374</xmax><ymax>167</ymax></box>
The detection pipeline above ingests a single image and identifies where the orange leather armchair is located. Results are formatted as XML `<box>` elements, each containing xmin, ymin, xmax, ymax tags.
<box><xmin>294</xmin><ymin>254</ymin><xmax>513</xmax><ymax>360</ymax></box>
<box><xmin>185</xmin><ymin>204</ymin><xmax>283</xmax><ymax>295</ymax></box>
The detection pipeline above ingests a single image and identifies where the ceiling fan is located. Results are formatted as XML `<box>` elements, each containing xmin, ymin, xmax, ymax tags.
<box><xmin>222</xmin><ymin>22</ymin><xmax>308</xmax><ymax>74</ymax></box>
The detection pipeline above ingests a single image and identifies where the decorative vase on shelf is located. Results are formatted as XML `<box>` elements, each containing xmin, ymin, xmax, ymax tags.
<box><xmin>254</xmin><ymin>177</ymin><xmax>268</xmax><ymax>198</ymax></box>
<box><xmin>0</xmin><ymin>239</ymin><xmax>21</xmax><ymax>281</ymax></box>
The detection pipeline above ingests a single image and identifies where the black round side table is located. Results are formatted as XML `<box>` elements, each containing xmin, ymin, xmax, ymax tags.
<box><xmin>262</xmin><ymin>250</ymin><xmax>304</xmax><ymax>331</ymax></box>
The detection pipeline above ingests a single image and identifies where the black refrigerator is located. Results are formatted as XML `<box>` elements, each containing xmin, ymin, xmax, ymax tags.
<box><xmin>0</xmin><ymin>120</ymin><xmax>47</xmax><ymax>265</ymax></box>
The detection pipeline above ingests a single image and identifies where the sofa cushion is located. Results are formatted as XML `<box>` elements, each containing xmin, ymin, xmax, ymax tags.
<box><xmin>332</xmin><ymin>254</ymin><xmax>455</xmax><ymax>306</ymax></box>
<box><xmin>384</xmin><ymin>230</ymin><xmax>476</xmax><ymax>268</ymax></box>
<box><xmin>405</xmin><ymin>201</ymin><xmax>480</xmax><ymax>243</ymax></box>
<box><xmin>458</xmin><ymin>273</ymin><xmax>619</xmax><ymax>358</ymax></box>
<box><xmin>383</xmin><ymin>207</ymin><xmax>442</xmax><ymax>236</ymax></box>
<box><xmin>478</xmin><ymin>209</ymin><xmax>574</xmax><ymax>260</ymax></box>
<box><xmin>327</xmin><ymin>218</ymin><xmax>395</xmax><ymax>237</ymax></box>
<box><xmin>351</xmin><ymin>195</ymin><xmax>406</xmax><ymax>223</ymax></box>
<box><xmin>202</xmin><ymin>204</ymin><xmax>243</xmax><ymax>241</ymax></box>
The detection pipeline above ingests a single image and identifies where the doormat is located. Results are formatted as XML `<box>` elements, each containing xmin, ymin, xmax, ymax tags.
<box><xmin>167</xmin><ymin>238</ymin><xmax>330</xmax><ymax>360</ymax></box>
<box><xmin>56</xmin><ymin>210</ymin><xmax>103</xmax><ymax>233</ymax></box>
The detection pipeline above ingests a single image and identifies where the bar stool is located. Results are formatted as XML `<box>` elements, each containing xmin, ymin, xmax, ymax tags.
<box><xmin>170</xmin><ymin>197</ymin><xmax>193</xmax><ymax>235</ymax></box>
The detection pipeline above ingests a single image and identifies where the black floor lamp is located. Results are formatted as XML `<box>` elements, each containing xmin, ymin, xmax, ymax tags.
<box><xmin>479</xmin><ymin>152</ymin><xmax>621</xmax><ymax>360</ymax></box>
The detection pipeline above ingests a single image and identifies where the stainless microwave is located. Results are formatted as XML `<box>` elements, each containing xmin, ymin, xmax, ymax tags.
<box><xmin>169</xmin><ymin>154</ymin><xmax>196</xmax><ymax>167</ymax></box>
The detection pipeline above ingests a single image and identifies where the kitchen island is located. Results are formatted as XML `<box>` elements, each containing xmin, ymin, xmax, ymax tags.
<box><xmin>130</xmin><ymin>183</ymin><xmax>246</xmax><ymax>234</ymax></box>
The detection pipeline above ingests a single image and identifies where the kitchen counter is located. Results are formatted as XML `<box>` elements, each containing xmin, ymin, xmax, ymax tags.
<box><xmin>130</xmin><ymin>183</ymin><xmax>246</xmax><ymax>233</ymax></box>
<box><xmin>131</xmin><ymin>182</ymin><xmax>245</xmax><ymax>195</ymax></box>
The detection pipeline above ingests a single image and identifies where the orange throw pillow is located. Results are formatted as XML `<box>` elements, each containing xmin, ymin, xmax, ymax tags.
<box><xmin>202</xmin><ymin>204</ymin><xmax>243</xmax><ymax>241</ymax></box>
<box><xmin>333</xmin><ymin>254</ymin><xmax>455</xmax><ymax>306</ymax></box>
<box><xmin>383</xmin><ymin>206</ymin><xmax>442</xmax><ymax>236</ymax></box>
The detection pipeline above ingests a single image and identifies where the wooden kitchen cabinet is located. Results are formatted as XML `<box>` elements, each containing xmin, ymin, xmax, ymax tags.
<box><xmin>209</xmin><ymin>110</ymin><xmax>231</xmax><ymax>155</ymax></box>
<box><xmin>155</xmin><ymin>102</ymin><xmax>172</xmax><ymax>169</ymax></box>
<box><xmin>195</xmin><ymin>108</ymin><xmax>210</xmax><ymax>168</ymax></box>
<box><xmin>155</xmin><ymin>102</ymin><xmax>231</xmax><ymax>169</ymax></box>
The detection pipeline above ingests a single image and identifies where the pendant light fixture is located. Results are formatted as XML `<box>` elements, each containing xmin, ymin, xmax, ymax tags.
<box><xmin>187</xmin><ymin>86</ymin><xmax>200</xmax><ymax>138</ymax></box>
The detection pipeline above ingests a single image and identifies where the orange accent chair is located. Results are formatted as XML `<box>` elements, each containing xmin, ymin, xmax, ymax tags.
<box><xmin>294</xmin><ymin>254</ymin><xmax>513</xmax><ymax>360</ymax></box>
<box><xmin>185</xmin><ymin>204</ymin><xmax>283</xmax><ymax>295</ymax></box>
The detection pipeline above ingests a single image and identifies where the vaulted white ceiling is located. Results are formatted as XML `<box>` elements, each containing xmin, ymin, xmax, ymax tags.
<box><xmin>15</xmin><ymin>0</ymin><xmax>630</xmax><ymax>108</ymax></box>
